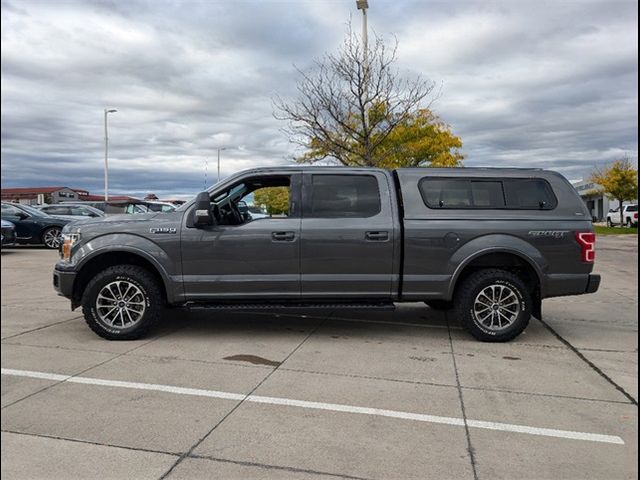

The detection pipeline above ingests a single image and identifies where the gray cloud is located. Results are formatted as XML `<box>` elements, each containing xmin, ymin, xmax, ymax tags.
<box><xmin>1</xmin><ymin>0</ymin><xmax>637</xmax><ymax>199</ymax></box>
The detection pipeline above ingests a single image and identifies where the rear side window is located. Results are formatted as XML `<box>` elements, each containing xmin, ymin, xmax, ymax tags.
<box><xmin>419</xmin><ymin>178</ymin><xmax>556</xmax><ymax>210</ymax></box>
<box><xmin>627</xmin><ymin>205</ymin><xmax>638</xmax><ymax>212</ymax></box>
<box><xmin>503</xmin><ymin>179</ymin><xmax>557</xmax><ymax>210</ymax></box>
<box><xmin>309</xmin><ymin>175</ymin><xmax>381</xmax><ymax>218</ymax></box>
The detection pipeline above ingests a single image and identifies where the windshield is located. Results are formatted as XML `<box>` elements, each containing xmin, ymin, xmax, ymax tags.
<box><xmin>19</xmin><ymin>204</ymin><xmax>48</xmax><ymax>217</ymax></box>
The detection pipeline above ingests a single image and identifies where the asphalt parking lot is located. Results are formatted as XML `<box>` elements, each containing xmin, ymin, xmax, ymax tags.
<box><xmin>1</xmin><ymin>236</ymin><xmax>637</xmax><ymax>480</ymax></box>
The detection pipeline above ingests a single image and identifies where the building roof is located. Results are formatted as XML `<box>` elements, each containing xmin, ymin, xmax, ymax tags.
<box><xmin>82</xmin><ymin>194</ymin><xmax>140</xmax><ymax>202</ymax></box>
<box><xmin>1</xmin><ymin>186</ymin><xmax>89</xmax><ymax>195</ymax></box>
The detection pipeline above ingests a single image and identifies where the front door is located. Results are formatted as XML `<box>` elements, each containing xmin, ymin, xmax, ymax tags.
<box><xmin>300</xmin><ymin>172</ymin><xmax>396</xmax><ymax>298</ymax></box>
<box><xmin>180</xmin><ymin>173</ymin><xmax>301</xmax><ymax>301</ymax></box>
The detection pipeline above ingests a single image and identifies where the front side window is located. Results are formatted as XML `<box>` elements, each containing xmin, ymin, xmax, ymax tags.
<box><xmin>211</xmin><ymin>176</ymin><xmax>293</xmax><ymax>226</ymax></box>
<box><xmin>308</xmin><ymin>175</ymin><xmax>381</xmax><ymax>218</ymax></box>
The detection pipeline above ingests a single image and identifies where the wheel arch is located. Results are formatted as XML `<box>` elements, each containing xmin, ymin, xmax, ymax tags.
<box><xmin>72</xmin><ymin>249</ymin><xmax>173</xmax><ymax>309</ymax></box>
<box><xmin>448</xmin><ymin>244</ymin><xmax>545</xmax><ymax>314</ymax></box>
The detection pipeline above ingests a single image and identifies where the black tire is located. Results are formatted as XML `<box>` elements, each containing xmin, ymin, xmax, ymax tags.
<box><xmin>626</xmin><ymin>219</ymin><xmax>632</xmax><ymax>228</ymax></box>
<box><xmin>606</xmin><ymin>218</ymin><xmax>613</xmax><ymax>227</ymax></box>
<box><xmin>452</xmin><ymin>269</ymin><xmax>532</xmax><ymax>342</ymax></box>
<box><xmin>41</xmin><ymin>227</ymin><xmax>62</xmax><ymax>249</ymax></box>
<box><xmin>82</xmin><ymin>265</ymin><xmax>163</xmax><ymax>340</ymax></box>
<box><xmin>425</xmin><ymin>300</ymin><xmax>453</xmax><ymax>311</ymax></box>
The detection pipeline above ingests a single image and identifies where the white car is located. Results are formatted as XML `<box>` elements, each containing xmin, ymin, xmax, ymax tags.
<box><xmin>606</xmin><ymin>204</ymin><xmax>638</xmax><ymax>228</ymax></box>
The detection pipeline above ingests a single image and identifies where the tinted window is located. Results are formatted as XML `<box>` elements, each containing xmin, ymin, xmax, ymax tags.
<box><xmin>627</xmin><ymin>205</ymin><xmax>638</xmax><ymax>212</ymax></box>
<box><xmin>471</xmin><ymin>182</ymin><xmax>505</xmax><ymax>207</ymax></box>
<box><xmin>309</xmin><ymin>175</ymin><xmax>380</xmax><ymax>218</ymax></box>
<box><xmin>70</xmin><ymin>206</ymin><xmax>97</xmax><ymax>216</ymax></box>
<box><xmin>503</xmin><ymin>179</ymin><xmax>557</xmax><ymax>210</ymax></box>
<box><xmin>1</xmin><ymin>204</ymin><xmax>23</xmax><ymax>216</ymax></box>
<box><xmin>420</xmin><ymin>179</ymin><xmax>505</xmax><ymax>208</ymax></box>
<box><xmin>43</xmin><ymin>206</ymin><xmax>71</xmax><ymax>215</ymax></box>
<box><xmin>420</xmin><ymin>177</ymin><xmax>556</xmax><ymax>210</ymax></box>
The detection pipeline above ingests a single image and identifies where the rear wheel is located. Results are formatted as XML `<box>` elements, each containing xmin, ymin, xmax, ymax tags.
<box><xmin>627</xmin><ymin>218</ymin><xmax>633</xmax><ymax>228</ymax></box>
<box><xmin>82</xmin><ymin>265</ymin><xmax>163</xmax><ymax>340</ymax></box>
<box><xmin>42</xmin><ymin>227</ymin><xmax>62</xmax><ymax>249</ymax></box>
<box><xmin>453</xmin><ymin>269</ymin><xmax>531</xmax><ymax>342</ymax></box>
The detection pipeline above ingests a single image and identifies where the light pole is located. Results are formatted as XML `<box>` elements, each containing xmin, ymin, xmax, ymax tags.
<box><xmin>104</xmin><ymin>108</ymin><xmax>117</xmax><ymax>201</ymax></box>
<box><xmin>217</xmin><ymin>147</ymin><xmax>227</xmax><ymax>184</ymax></box>
<box><xmin>356</xmin><ymin>0</ymin><xmax>368</xmax><ymax>61</ymax></box>
<box><xmin>356</xmin><ymin>0</ymin><xmax>369</xmax><ymax>159</ymax></box>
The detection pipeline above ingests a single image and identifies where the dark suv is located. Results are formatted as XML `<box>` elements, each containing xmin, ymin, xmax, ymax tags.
<box><xmin>2</xmin><ymin>202</ymin><xmax>70</xmax><ymax>249</ymax></box>
<box><xmin>53</xmin><ymin>167</ymin><xmax>599</xmax><ymax>341</ymax></box>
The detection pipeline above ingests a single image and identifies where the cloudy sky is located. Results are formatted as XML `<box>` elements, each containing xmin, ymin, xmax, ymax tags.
<box><xmin>1</xmin><ymin>0</ymin><xmax>637</xmax><ymax>198</ymax></box>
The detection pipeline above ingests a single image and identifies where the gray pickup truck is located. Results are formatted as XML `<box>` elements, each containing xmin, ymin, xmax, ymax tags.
<box><xmin>53</xmin><ymin>167</ymin><xmax>600</xmax><ymax>342</ymax></box>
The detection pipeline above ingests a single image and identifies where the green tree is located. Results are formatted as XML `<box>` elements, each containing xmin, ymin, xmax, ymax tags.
<box><xmin>590</xmin><ymin>158</ymin><xmax>638</xmax><ymax>225</ymax></box>
<box><xmin>274</xmin><ymin>24</ymin><xmax>463</xmax><ymax>168</ymax></box>
<box><xmin>253</xmin><ymin>187</ymin><xmax>289</xmax><ymax>215</ymax></box>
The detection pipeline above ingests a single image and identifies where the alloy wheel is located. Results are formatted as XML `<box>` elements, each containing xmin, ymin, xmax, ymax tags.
<box><xmin>95</xmin><ymin>280</ymin><xmax>146</xmax><ymax>329</ymax></box>
<box><xmin>472</xmin><ymin>284</ymin><xmax>521</xmax><ymax>331</ymax></box>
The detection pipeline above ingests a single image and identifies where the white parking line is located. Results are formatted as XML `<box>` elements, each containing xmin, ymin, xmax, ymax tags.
<box><xmin>1</xmin><ymin>368</ymin><xmax>625</xmax><ymax>445</ymax></box>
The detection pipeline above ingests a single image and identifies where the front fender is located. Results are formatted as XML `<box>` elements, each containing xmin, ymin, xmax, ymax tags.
<box><xmin>72</xmin><ymin>233</ymin><xmax>178</xmax><ymax>302</ymax></box>
<box><xmin>447</xmin><ymin>234</ymin><xmax>547</xmax><ymax>299</ymax></box>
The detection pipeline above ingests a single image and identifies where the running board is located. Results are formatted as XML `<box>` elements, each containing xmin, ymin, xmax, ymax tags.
<box><xmin>187</xmin><ymin>301</ymin><xmax>395</xmax><ymax>311</ymax></box>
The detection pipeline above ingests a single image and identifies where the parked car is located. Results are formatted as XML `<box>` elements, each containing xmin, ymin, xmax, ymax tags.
<box><xmin>36</xmin><ymin>204</ymin><xmax>105</xmax><ymax>220</ymax></box>
<box><xmin>1</xmin><ymin>202</ymin><xmax>71</xmax><ymax>249</ymax></box>
<box><xmin>1</xmin><ymin>219</ymin><xmax>16</xmax><ymax>248</ymax></box>
<box><xmin>606</xmin><ymin>204</ymin><xmax>638</xmax><ymax>228</ymax></box>
<box><xmin>143</xmin><ymin>201</ymin><xmax>176</xmax><ymax>213</ymax></box>
<box><xmin>59</xmin><ymin>201</ymin><xmax>149</xmax><ymax>215</ymax></box>
<box><xmin>54</xmin><ymin>167</ymin><xmax>600</xmax><ymax>342</ymax></box>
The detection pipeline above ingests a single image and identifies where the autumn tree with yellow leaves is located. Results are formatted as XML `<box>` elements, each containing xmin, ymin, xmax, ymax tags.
<box><xmin>274</xmin><ymin>24</ymin><xmax>463</xmax><ymax>168</ymax></box>
<box><xmin>590</xmin><ymin>158</ymin><xmax>638</xmax><ymax>226</ymax></box>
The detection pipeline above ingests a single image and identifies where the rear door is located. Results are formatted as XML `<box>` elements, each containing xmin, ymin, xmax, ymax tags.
<box><xmin>300</xmin><ymin>172</ymin><xmax>396</xmax><ymax>298</ymax></box>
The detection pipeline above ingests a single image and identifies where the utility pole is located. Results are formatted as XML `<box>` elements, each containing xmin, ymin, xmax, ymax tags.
<box><xmin>104</xmin><ymin>108</ymin><xmax>117</xmax><ymax>201</ymax></box>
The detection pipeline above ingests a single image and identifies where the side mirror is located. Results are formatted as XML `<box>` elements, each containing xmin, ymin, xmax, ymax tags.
<box><xmin>17</xmin><ymin>212</ymin><xmax>29</xmax><ymax>220</ymax></box>
<box><xmin>609</xmin><ymin>209</ymin><xmax>614</xmax><ymax>213</ymax></box>
<box><xmin>193</xmin><ymin>192</ymin><xmax>214</xmax><ymax>227</ymax></box>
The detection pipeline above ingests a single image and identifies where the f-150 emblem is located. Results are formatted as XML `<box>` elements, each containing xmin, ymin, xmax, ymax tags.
<box><xmin>149</xmin><ymin>227</ymin><xmax>177</xmax><ymax>234</ymax></box>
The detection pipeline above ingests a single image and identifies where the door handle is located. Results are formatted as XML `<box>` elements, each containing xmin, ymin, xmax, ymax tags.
<box><xmin>272</xmin><ymin>231</ymin><xmax>295</xmax><ymax>242</ymax></box>
<box><xmin>365</xmin><ymin>231</ymin><xmax>389</xmax><ymax>241</ymax></box>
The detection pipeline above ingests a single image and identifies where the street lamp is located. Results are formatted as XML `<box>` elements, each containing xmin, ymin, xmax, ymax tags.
<box><xmin>356</xmin><ymin>0</ymin><xmax>369</xmax><ymax>133</ymax></box>
<box><xmin>104</xmin><ymin>108</ymin><xmax>117</xmax><ymax>201</ymax></box>
<box><xmin>356</xmin><ymin>0</ymin><xmax>369</xmax><ymax>55</ymax></box>
<box><xmin>217</xmin><ymin>147</ymin><xmax>227</xmax><ymax>184</ymax></box>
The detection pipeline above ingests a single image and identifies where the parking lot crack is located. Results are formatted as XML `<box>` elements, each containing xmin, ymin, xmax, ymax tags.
<box><xmin>446</xmin><ymin>312</ymin><xmax>480</xmax><ymax>480</ymax></box>
<box><xmin>0</xmin><ymin>330</ymin><xmax>174</xmax><ymax>411</ymax></box>
<box><xmin>537</xmin><ymin>317</ymin><xmax>638</xmax><ymax>406</ymax></box>
<box><xmin>157</xmin><ymin>312</ymin><xmax>331</xmax><ymax>480</ymax></box>
<box><xmin>1</xmin><ymin>429</ymin><xmax>182</xmax><ymax>457</ymax></box>
<box><xmin>190</xmin><ymin>455</ymin><xmax>374</xmax><ymax>480</ymax></box>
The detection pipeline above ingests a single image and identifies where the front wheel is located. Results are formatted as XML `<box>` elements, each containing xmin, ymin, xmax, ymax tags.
<box><xmin>606</xmin><ymin>218</ymin><xmax>613</xmax><ymax>227</ymax></box>
<box><xmin>42</xmin><ymin>227</ymin><xmax>63</xmax><ymax>249</ymax></box>
<box><xmin>82</xmin><ymin>265</ymin><xmax>163</xmax><ymax>340</ymax></box>
<box><xmin>453</xmin><ymin>269</ymin><xmax>532</xmax><ymax>342</ymax></box>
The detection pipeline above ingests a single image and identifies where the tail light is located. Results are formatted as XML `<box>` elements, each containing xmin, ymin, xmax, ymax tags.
<box><xmin>634</xmin><ymin>213</ymin><xmax>638</xmax><ymax>220</ymax></box>
<box><xmin>575</xmin><ymin>232</ymin><xmax>596</xmax><ymax>263</ymax></box>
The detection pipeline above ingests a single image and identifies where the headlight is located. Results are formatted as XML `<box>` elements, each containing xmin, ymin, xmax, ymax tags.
<box><xmin>61</xmin><ymin>233</ymin><xmax>81</xmax><ymax>261</ymax></box>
